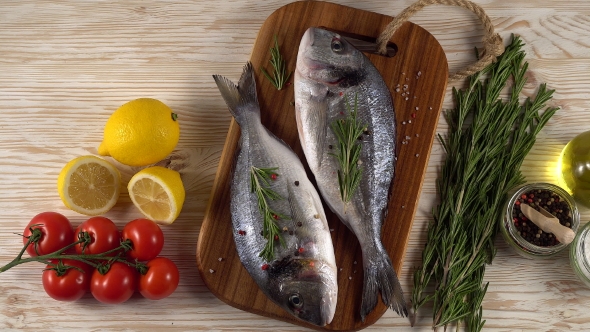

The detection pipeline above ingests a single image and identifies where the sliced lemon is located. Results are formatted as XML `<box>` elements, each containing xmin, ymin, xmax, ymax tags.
<box><xmin>58</xmin><ymin>156</ymin><xmax>121</xmax><ymax>215</ymax></box>
<box><xmin>127</xmin><ymin>166</ymin><xmax>185</xmax><ymax>225</ymax></box>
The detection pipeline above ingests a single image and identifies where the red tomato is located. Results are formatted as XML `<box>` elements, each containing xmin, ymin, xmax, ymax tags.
<box><xmin>22</xmin><ymin>212</ymin><xmax>74</xmax><ymax>256</ymax></box>
<box><xmin>90</xmin><ymin>262</ymin><xmax>137</xmax><ymax>304</ymax></box>
<box><xmin>121</xmin><ymin>218</ymin><xmax>164</xmax><ymax>261</ymax></box>
<box><xmin>74</xmin><ymin>216</ymin><xmax>119</xmax><ymax>255</ymax></box>
<box><xmin>42</xmin><ymin>259</ymin><xmax>93</xmax><ymax>301</ymax></box>
<box><xmin>139</xmin><ymin>257</ymin><xmax>179</xmax><ymax>300</ymax></box>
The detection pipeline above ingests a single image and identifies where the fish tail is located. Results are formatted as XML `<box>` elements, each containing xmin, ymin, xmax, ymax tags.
<box><xmin>213</xmin><ymin>62</ymin><xmax>260</xmax><ymax>124</ymax></box>
<box><xmin>360</xmin><ymin>248</ymin><xmax>407</xmax><ymax>321</ymax></box>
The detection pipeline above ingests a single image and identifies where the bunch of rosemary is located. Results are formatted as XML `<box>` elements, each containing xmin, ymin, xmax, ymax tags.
<box><xmin>330</xmin><ymin>94</ymin><xmax>365</xmax><ymax>203</ymax></box>
<box><xmin>250</xmin><ymin>166</ymin><xmax>287</xmax><ymax>261</ymax></box>
<box><xmin>411</xmin><ymin>35</ymin><xmax>558</xmax><ymax>331</ymax></box>
<box><xmin>261</xmin><ymin>35</ymin><xmax>292</xmax><ymax>91</ymax></box>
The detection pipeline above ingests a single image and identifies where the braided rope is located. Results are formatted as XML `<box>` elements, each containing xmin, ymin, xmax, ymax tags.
<box><xmin>376</xmin><ymin>0</ymin><xmax>504</xmax><ymax>82</ymax></box>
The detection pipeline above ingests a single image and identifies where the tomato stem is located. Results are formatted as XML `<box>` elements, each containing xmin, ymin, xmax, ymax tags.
<box><xmin>0</xmin><ymin>236</ymin><xmax>147</xmax><ymax>274</ymax></box>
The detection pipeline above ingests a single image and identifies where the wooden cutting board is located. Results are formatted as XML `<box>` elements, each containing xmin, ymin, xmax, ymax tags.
<box><xmin>196</xmin><ymin>1</ymin><xmax>448</xmax><ymax>330</ymax></box>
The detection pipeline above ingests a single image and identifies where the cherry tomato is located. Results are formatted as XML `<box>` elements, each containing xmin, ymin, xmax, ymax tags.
<box><xmin>42</xmin><ymin>259</ymin><xmax>93</xmax><ymax>301</ymax></box>
<box><xmin>74</xmin><ymin>216</ymin><xmax>119</xmax><ymax>255</ymax></box>
<box><xmin>90</xmin><ymin>262</ymin><xmax>137</xmax><ymax>304</ymax></box>
<box><xmin>22</xmin><ymin>212</ymin><xmax>74</xmax><ymax>256</ymax></box>
<box><xmin>139</xmin><ymin>257</ymin><xmax>179</xmax><ymax>300</ymax></box>
<box><xmin>121</xmin><ymin>218</ymin><xmax>164</xmax><ymax>261</ymax></box>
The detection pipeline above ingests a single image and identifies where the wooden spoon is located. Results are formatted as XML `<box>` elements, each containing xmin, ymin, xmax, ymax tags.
<box><xmin>520</xmin><ymin>203</ymin><xmax>575</xmax><ymax>245</ymax></box>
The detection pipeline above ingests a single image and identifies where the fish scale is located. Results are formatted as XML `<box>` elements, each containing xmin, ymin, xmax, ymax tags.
<box><xmin>213</xmin><ymin>62</ymin><xmax>338</xmax><ymax>327</ymax></box>
<box><xmin>294</xmin><ymin>27</ymin><xmax>407</xmax><ymax>320</ymax></box>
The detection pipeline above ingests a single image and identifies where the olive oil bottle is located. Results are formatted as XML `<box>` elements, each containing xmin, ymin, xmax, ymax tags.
<box><xmin>558</xmin><ymin>130</ymin><xmax>590</xmax><ymax>208</ymax></box>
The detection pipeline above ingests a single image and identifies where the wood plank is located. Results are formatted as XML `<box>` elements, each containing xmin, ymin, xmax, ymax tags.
<box><xmin>196</xmin><ymin>1</ymin><xmax>448</xmax><ymax>330</ymax></box>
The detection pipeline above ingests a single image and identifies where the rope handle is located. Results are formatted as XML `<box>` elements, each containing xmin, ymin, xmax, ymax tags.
<box><xmin>376</xmin><ymin>0</ymin><xmax>505</xmax><ymax>82</ymax></box>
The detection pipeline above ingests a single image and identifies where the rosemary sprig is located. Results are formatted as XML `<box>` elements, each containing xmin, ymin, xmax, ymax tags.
<box><xmin>411</xmin><ymin>34</ymin><xmax>558</xmax><ymax>331</ymax></box>
<box><xmin>250</xmin><ymin>166</ymin><xmax>287</xmax><ymax>261</ymax></box>
<box><xmin>330</xmin><ymin>94</ymin><xmax>365</xmax><ymax>203</ymax></box>
<box><xmin>261</xmin><ymin>35</ymin><xmax>292</xmax><ymax>90</ymax></box>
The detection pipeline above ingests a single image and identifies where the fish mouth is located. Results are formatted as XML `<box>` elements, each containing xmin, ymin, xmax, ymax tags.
<box><xmin>300</xmin><ymin>57</ymin><xmax>344</xmax><ymax>85</ymax></box>
<box><xmin>320</xmin><ymin>293</ymin><xmax>336</xmax><ymax>325</ymax></box>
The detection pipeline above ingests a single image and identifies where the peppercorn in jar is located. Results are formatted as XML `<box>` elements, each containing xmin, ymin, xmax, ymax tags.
<box><xmin>500</xmin><ymin>183</ymin><xmax>580</xmax><ymax>259</ymax></box>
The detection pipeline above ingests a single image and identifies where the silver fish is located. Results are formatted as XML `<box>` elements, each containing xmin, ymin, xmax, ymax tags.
<box><xmin>213</xmin><ymin>62</ymin><xmax>338</xmax><ymax>326</ymax></box>
<box><xmin>294</xmin><ymin>27</ymin><xmax>407</xmax><ymax>320</ymax></box>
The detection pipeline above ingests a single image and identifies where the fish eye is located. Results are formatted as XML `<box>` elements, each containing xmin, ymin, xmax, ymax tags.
<box><xmin>331</xmin><ymin>39</ymin><xmax>344</xmax><ymax>53</ymax></box>
<box><xmin>289</xmin><ymin>293</ymin><xmax>303</xmax><ymax>309</ymax></box>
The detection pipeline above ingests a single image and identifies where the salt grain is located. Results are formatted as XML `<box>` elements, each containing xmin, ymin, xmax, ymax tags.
<box><xmin>408</xmin><ymin>120</ymin><xmax>412</xmax><ymax>124</ymax></box>
<box><xmin>218</xmin><ymin>257</ymin><xmax>223</xmax><ymax>262</ymax></box>
<box><xmin>415</xmin><ymin>107</ymin><xmax>419</xmax><ymax>110</ymax></box>
<box><xmin>415</xmin><ymin>154</ymin><xmax>420</xmax><ymax>157</ymax></box>
<box><xmin>349</xmin><ymin>276</ymin><xmax>352</xmax><ymax>280</ymax></box>
<box><xmin>209</xmin><ymin>269</ymin><xmax>215</xmax><ymax>273</ymax></box>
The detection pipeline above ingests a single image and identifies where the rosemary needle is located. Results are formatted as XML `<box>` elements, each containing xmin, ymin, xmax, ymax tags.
<box><xmin>411</xmin><ymin>35</ymin><xmax>558</xmax><ymax>331</ymax></box>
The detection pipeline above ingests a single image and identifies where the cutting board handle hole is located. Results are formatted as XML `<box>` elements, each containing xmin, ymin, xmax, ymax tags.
<box><xmin>319</xmin><ymin>26</ymin><xmax>397</xmax><ymax>58</ymax></box>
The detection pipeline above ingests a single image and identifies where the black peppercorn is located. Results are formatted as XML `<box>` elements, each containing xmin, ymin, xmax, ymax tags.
<box><xmin>512</xmin><ymin>188</ymin><xmax>573</xmax><ymax>247</ymax></box>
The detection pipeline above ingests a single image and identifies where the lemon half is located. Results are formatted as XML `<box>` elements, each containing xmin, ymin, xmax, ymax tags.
<box><xmin>127</xmin><ymin>166</ymin><xmax>185</xmax><ymax>224</ymax></box>
<box><xmin>98</xmin><ymin>98</ymin><xmax>180</xmax><ymax>167</ymax></box>
<box><xmin>58</xmin><ymin>156</ymin><xmax>121</xmax><ymax>215</ymax></box>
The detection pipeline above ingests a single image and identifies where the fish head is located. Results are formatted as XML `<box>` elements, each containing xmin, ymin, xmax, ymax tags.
<box><xmin>267</xmin><ymin>257</ymin><xmax>337</xmax><ymax>326</ymax></box>
<box><xmin>296</xmin><ymin>27</ymin><xmax>366</xmax><ymax>88</ymax></box>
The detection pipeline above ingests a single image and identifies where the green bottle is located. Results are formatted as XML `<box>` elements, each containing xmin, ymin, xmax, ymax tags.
<box><xmin>558</xmin><ymin>130</ymin><xmax>590</xmax><ymax>208</ymax></box>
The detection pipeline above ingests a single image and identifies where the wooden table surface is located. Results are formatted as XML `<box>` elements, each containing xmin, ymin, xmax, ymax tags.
<box><xmin>1</xmin><ymin>1</ymin><xmax>590</xmax><ymax>331</ymax></box>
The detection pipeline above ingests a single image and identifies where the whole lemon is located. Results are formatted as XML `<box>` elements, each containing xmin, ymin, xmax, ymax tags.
<box><xmin>98</xmin><ymin>98</ymin><xmax>180</xmax><ymax>167</ymax></box>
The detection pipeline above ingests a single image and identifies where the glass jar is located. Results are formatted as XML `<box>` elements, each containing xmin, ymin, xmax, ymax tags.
<box><xmin>557</xmin><ymin>130</ymin><xmax>590</xmax><ymax>208</ymax></box>
<box><xmin>570</xmin><ymin>221</ymin><xmax>590</xmax><ymax>288</ymax></box>
<box><xmin>500</xmin><ymin>182</ymin><xmax>580</xmax><ymax>259</ymax></box>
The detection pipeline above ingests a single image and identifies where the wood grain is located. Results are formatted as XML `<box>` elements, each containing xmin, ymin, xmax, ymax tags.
<box><xmin>196</xmin><ymin>1</ymin><xmax>448</xmax><ymax>330</ymax></box>
<box><xmin>2</xmin><ymin>0</ymin><xmax>590</xmax><ymax>331</ymax></box>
